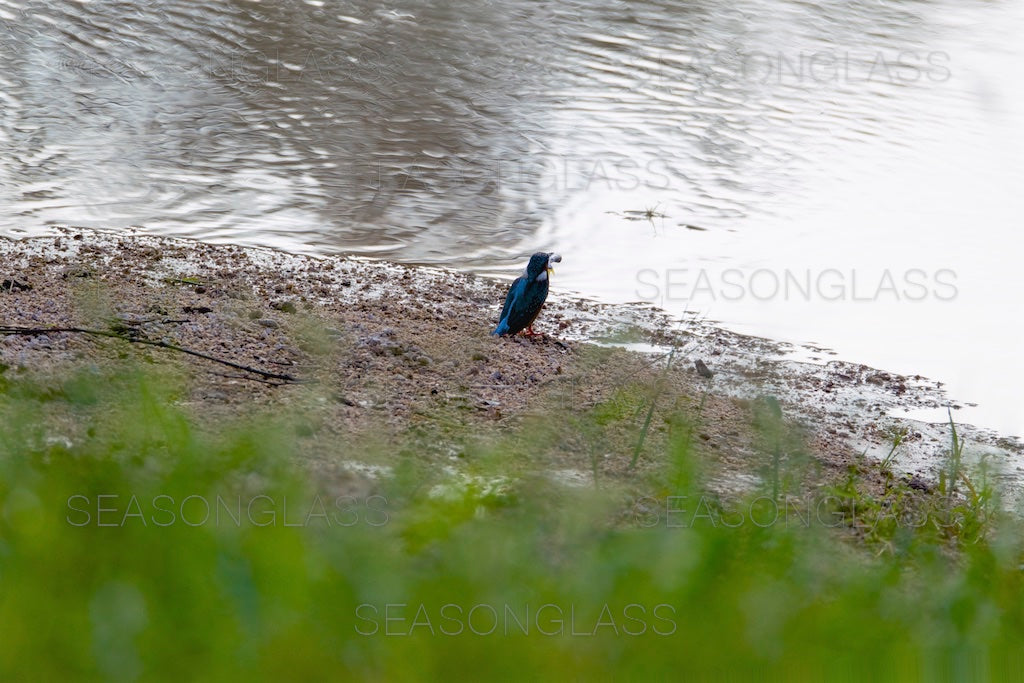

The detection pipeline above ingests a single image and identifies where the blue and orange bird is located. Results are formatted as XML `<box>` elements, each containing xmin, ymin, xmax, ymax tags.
<box><xmin>492</xmin><ymin>252</ymin><xmax>562</xmax><ymax>337</ymax></box>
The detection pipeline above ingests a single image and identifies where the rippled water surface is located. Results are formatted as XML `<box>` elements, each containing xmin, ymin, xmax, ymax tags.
<box><xmin>2</xmin><ymin>0</ymin><xmax>1022</xmax><ymax>434</ymax></box>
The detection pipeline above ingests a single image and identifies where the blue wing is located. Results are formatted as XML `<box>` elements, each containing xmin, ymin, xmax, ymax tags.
<box><xmin>492</xmin><ymin>276</ymin><xmax>527</xmax><ymax>335</ymax></box>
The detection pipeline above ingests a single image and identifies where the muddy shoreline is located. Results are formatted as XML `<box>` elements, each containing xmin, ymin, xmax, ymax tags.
<box><xmin>2</xmin><ymin>227</ymin><xmax>1021</xmax><ymax>504</ymax></box>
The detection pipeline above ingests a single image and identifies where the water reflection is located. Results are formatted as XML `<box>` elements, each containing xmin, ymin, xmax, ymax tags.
<box><xmin>0</xmin><ymin>0</ymin><xmax>959</xmax><ymax>257</ymax></box>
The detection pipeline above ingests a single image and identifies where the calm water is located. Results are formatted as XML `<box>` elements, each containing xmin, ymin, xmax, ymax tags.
<box><xmin>1</xmin><ymin>0</ymin><xmax>1022</xmax><ymax>435</ymax></box>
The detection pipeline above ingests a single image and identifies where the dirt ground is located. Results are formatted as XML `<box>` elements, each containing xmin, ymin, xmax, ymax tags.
<box><xmin>2</xmin><ymin>227</ymin><xmax>1021</xmax><ymax>507</ymax></box>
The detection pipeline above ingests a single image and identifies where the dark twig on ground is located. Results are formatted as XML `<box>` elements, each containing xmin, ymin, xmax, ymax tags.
<box><xmin>0</xmin><ymin>325</ymin><xmax>300</xmax><ymax>384</ymax></box>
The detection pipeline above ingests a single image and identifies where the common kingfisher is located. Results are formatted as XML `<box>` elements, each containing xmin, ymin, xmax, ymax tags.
<box><xmin>492</xmin><ymin>252</ymin><xmax>561</xmax><ymax>336</ymax></box>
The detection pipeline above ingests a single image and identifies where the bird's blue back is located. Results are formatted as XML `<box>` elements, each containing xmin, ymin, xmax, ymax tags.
<box><xmin>492</xmin><ymin>273</ymin><xmax>550</xmax><ymax>336</ymax></box>
<box><xmin>492</xmin><ymin>276</ymin><xmax>528</xmax><ymax>335</ymax></box>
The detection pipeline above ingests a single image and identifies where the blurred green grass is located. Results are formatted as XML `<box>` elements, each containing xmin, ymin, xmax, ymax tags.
<box><xmin>1</xmin><ymin>364</ymin><xmax>1023</xmax><ymax>681</ymax></box>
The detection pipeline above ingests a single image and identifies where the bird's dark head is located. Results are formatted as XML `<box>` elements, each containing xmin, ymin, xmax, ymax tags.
<box><xmin>525</xmin><ymin>252</ymin><xmax>561</xmax><ymax>282</ymax></box>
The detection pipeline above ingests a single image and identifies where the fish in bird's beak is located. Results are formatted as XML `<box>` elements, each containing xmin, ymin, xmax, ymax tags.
<box><xmin>547</xmin><ymin>253</ymin><xmax>561</xmax><ymax>275</ymax></box>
